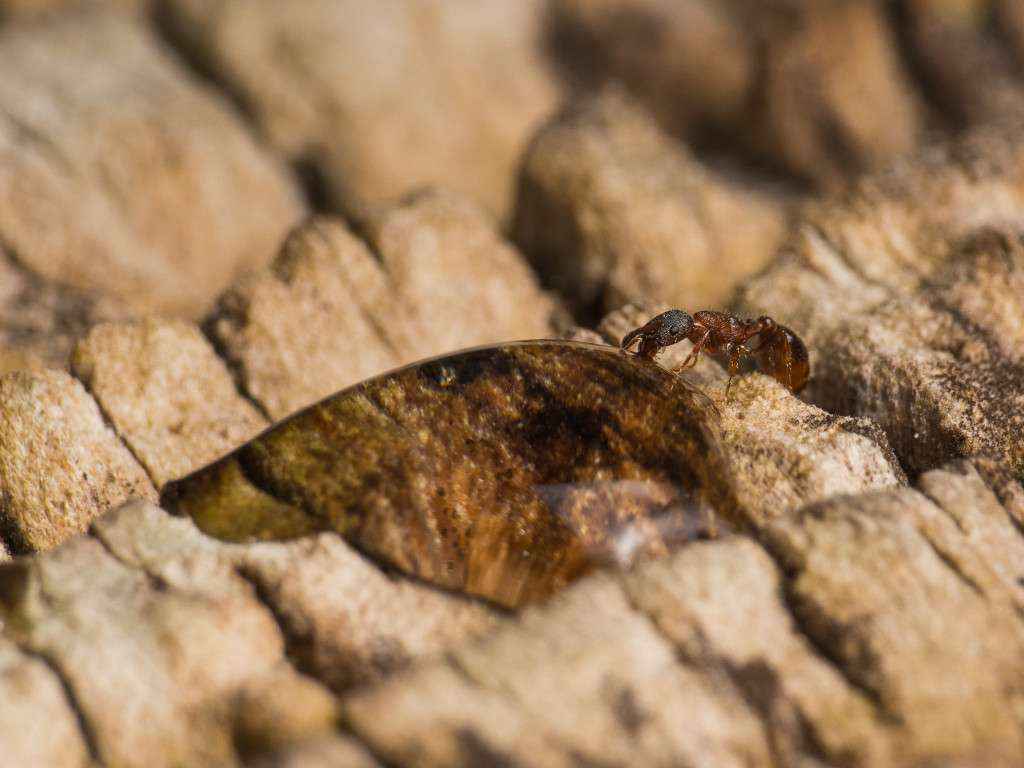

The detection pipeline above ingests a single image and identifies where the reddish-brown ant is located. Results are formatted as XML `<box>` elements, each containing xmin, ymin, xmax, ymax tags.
<box><xmin>620</xmin><ymin>309</ymin><xmax>810</xmax><ymax>394</ymax></box>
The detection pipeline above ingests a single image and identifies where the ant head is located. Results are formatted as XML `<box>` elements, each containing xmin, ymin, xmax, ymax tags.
<box><xmin>757</xmin><ymin>315</ymin><xmax>776</xmax><ymax>331</ymax></box>
<box><xmin>654</xmin><ymin>309</ymin><xmax>694</xmax><ymax>345</ymax></box>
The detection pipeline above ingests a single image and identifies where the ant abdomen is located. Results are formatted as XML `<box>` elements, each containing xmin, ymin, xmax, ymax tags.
<box><xmin>755</xmin><ymin>325</ymin><xmax>809</xmax><ymax>393</ymax></box>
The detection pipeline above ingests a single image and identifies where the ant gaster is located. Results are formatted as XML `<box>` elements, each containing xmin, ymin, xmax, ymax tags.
<box><xmin>620</xmin><ymin>309</ymin><xmax>810</xmax><ymax>394</ymax></box>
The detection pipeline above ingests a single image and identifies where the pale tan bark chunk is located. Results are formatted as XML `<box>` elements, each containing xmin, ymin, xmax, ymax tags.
<box><xmin>763</xmin><ymin>487</ymin><xmax>1024</xmax><ymax>762</ymax></box>
<box><xmin>0</xmin><ymin>13</ymin><xmax>304</xmax><ymax>317</ymax></box>
<box><xmin>0</xmin><ymin>369</ymin><xmax>155</xmax><ymax>552</ymax></box>
<box><xmin>161</xmin><ymin>0</ymin><xmax>561</xmax><ymax>222</ymax></box>
<box><xmin>515</xmin><ymin>91</ymin><xmax>788</xmax><ymax>315</ymax></box>
<box><xmin>738</xmin><ymin>135</ymin><xmax>1024</xmax><ymax>475</ymax></box>
<box><xmin>552</xmin><ymin>0</ymin><xmax>922</xmax><ymax>186</ymax></box>
<box><xmin>211</xmin><ymin>200</ymin><xmax>556</xmax><ymax>420</ymax></box>
<box><xmin>622</xmin><ymin>538</ymin><xmax>895</xmax><ymax>766</ymax></box>
<box><xmin>71</xmin><ymin>318</ymin><xmax>268</xmax><ymax>487</ymax></box>
<box><xmin>346</xmin><ymin>574</ymin><xmax>774</xmax><ymax>767</ymax></box>
<box><xmin>0</xmin><ymin>501</ymin><xmax>339</xmax><ymax>768</ymax></box>
<box><xmin>0</xmin><ymin>638</ymin><xmax>91</xmax><ymax>768</ymax></box>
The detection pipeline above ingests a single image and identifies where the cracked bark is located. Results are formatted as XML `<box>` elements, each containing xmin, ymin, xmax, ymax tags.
<box><xmin>14</xmin><ymin>646</ymin><xmax>104</xmax><ymax>766</ymax></box>
<box><xmin>2</xmin><ymin>5</ymin><xmax>1024</xmax><ymax>765</ymax></box>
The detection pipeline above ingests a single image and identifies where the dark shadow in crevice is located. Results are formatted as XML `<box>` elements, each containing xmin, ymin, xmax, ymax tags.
<box><xmin>19</xmin><ymin>647</ymin><xmax>105</xmax><ymax>765</ymax></box>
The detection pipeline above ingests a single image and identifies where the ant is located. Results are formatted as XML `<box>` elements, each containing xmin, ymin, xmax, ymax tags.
<box><xmin>620</xmin><ymin>309</ymin><xmax>809</xmax><ymax>394</ymax></box>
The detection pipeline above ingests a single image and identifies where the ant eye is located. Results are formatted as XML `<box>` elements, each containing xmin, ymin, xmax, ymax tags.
<box><xmin>758</xmin><ymin>315</ymin><xmax>775</xmax><ymax>328</ymax></box>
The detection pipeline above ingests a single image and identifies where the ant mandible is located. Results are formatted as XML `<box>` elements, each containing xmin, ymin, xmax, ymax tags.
<box><xmin>620</xmin><ymin>309</ymin><xmax>809</xmax><ymax>394</ymax></box>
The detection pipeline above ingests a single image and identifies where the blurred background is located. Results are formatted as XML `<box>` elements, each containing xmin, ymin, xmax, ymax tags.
<box><xmin>0</xmin><ymin>0</ymin><xmax>1020</xmax><ymax>373</ymax></box>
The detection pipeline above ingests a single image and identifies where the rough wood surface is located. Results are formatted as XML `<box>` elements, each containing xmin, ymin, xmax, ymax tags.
<box><xmin>1</xmin><ymin>4</ymin><xmax>1024</xmax><ymax>766</ymax></box>
<box><xmin>71</xmin><ymin>319</ymin><xmax>268</xmax><ymax>487</ymax></box>
<box><xmin>552</xmin><ymin>0</ymin><xmax>923</xmax><ymax>186</ymax></box>
<box><xmin>209</xmin><ymin>195</ymin><xmax>557</xmax><ymax>422</ymax></box>
<box><xmin>160</xmin><ymin>0</ymin><xmax>562</xmax><ymax>222</ymax></box>
<box><xmin>515</xmin><ymin>90</ymin><xmax>789</xmax><ymax>317</ymax></box>
<box><xmin>0</xmin><ymin>13</ymin><xmax>304</xmax><ymax>319</ymax></box>
<box><xmin>0</xmin><ymin>369</ymin><xmax>155</xmax><ymax>552</ymax></box>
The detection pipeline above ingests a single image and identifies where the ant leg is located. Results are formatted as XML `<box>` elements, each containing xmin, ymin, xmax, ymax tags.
<box><xmin>724</xmin><ymin>343</ymin><xmax>744</xmax><ymax>400</ymax></box>
<box><xmin>671</xmin><ymin>330</ymin><xmax>710</xmax><ymax>373</ymax></box>
<box><xmin>704</xmin><ymin>506</ymin><xmax>718</xmax><ymax>539</ymax></box>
